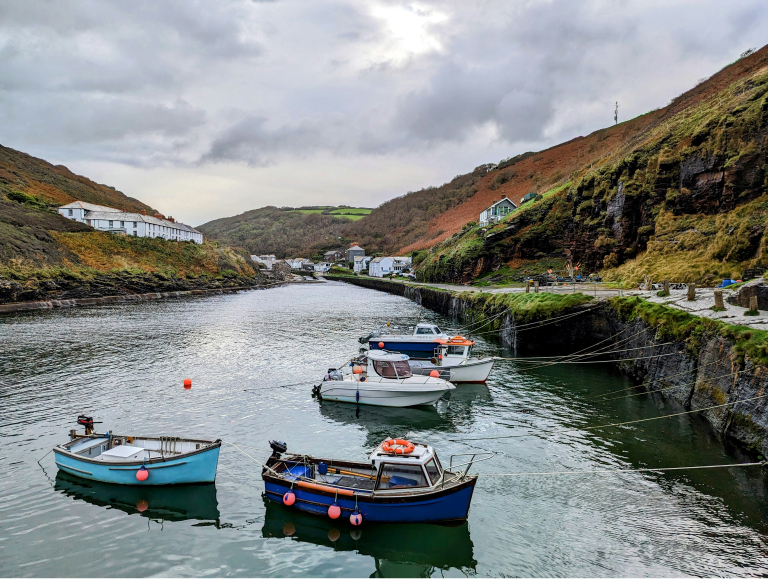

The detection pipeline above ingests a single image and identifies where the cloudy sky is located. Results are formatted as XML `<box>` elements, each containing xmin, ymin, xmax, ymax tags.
<box><xmin>0</xmin><ymin>0</ymin><xmax>765</xmax><ymax>225</ymax></box>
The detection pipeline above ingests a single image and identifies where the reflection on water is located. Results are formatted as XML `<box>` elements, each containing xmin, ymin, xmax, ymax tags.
<box><xmin>2</xmin><ymin>282</ymin><xmax>768</xmax><ymax>576</ymax></box>
<box><xmin>261</xmin><ymin>498</ymin><xmax>476</xmax><ymax>577</ymax></box>
<box><xmin>54</xmin><ymin>472</ymin><xmax>220</xmax><ymax>525</ymax></box>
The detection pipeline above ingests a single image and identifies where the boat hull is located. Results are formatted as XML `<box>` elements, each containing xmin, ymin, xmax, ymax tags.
<box><xmin>319</xmin><ymin>382</ymin><xmax>449</xmax><ymax>407</ymax></box>
<box><xmin>53</xmin><ymin>444</ymin><xmax>221</xmax><ymax>485</ymax></box>
<box><xmin>264</xmin><ymin>477</ymin><xmax>477</xmax><ymax>523</ymax></box>
<box><xmin>411</xmin><ymin>358</ymin><xmax>495</xmax><ymax>383</ymax></box>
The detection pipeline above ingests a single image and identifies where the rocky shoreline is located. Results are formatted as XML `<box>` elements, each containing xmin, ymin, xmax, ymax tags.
<box><xmin>328</xmin><ymin>275</ymin><xmax>768</xmax><ymax>457</ymax></box>
<box><xmin>0</xmin><ymin>271</ymin><xmax>272</xmax><ymax>312</ymax></box>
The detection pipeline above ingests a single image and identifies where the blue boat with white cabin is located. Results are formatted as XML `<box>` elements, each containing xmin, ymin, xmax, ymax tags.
<box><xmin>262</xmin><ymin>438</ymin><xmax>491</xmax><ymax>525</ymax></box>
<box><xmin>53</xmin><ymin>416</ymin><xmax>221</xmax><ymax>485</ymax></box>
<box><xmin>362</xmin><ymin>323</ymin><xmax>449</xmax><ymax>358</ymax></box>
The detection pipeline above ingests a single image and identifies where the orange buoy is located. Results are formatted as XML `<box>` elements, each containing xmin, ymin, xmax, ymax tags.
<box><xmin>378</xmin><ymin>341</ymin><xmax>385</xmax><ymax>349</ymax></box>
<box><xmin>429</xmin><ymin>370</ymin><xmax>440</xmax><ymax>378</ymax></box>
<box><xmin>328</xmin><ymin>503</ymin><xmax>341</xmax><ymax>519</ymax></box>
<box><xmin>136</xmin><ymin>466</ymin><xmax>149</xmax><ymax>481</ymax></box>
<box><xmin>350</xmin><ymin>510</ymin><xmax>363</xmax><ymax>526</ymax></box>
<box><xmin>183</xmin><ymin>378</ymin><xmax>192</xmax><ymax>389</ymax></box>
<box><xmin>352</xmin><ymin>365</ymin><xmax>363</xmax><ymax>374</ymax></box>
<box><xmin>283</xmin><ymin>491</ymin><xmax>296</xmax><ymax>506</ymax></box>
<box><xmin>136</xmin><ymin>499</ymin><xmax>148</xmax><ymax>512</ymax></box>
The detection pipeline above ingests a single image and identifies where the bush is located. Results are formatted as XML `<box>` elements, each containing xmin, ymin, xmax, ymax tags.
<box><xmin>5</xmin><ymin>189</ymin><xmax>48</xmax><ymax>209</ymax></box>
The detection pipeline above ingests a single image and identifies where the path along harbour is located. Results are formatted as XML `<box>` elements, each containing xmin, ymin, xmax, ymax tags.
<box><xmin>2</xmin><ymin>280</ymin><xmax>768</xmax><ymax>577</ymax></box>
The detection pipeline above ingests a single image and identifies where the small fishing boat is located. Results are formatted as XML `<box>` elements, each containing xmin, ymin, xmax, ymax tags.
<box><xmin>53</xmin><ymin>416</ymin><xmax>221</xmax><ymax>485</ymax></box>
<box><xmin>362</xmin><ymin>323</ymin><xmax>449</xmax><ymax>358</ymax></box>
<box><xmin>315</xmin><ymin>350</ymin><xmax>454</xmax><ymax>407</ymax></box>
<box><xmin>408</xmin><ymin>336</ymin><xmax>497</xmax><ymax>383</ymax></box>
<box><xmin>262</xmin><ymin>439</ymin><xmax>491</xmax><ymax>524</ymax></box>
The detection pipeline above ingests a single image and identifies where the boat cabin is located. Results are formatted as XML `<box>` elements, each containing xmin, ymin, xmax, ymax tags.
<box><xmin>365</xmin><ymin>350</ymin><xmax>413</xmax><ymax>379</ymax></box>
<box><xmin>433</xmin><ymin>336</ymin><xmax>475</xmax><ymax>364</ymax></box>
<box><xmin>413</xmin><ymin>323</ymin><xmax>444</xmax><ymax>336</ymax></box>
<box><xmin>369</xmin><ymin>440</ymin><xmax>444</xmax><ymax>489</ymax></box>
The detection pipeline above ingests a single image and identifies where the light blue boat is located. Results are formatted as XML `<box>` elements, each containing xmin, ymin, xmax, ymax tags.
<box><xmin>53</xmin><ymin>417</ymin><xmax>221</xmax><ymax>485</ymax></box>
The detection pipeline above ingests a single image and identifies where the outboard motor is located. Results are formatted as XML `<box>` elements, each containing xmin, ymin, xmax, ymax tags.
<box><xmin>77</xmin><ymin>415</ymin><xmax>97</xmax><ymax>435</ymax></box>
<box><xmin>269</xmin><ymin>440</ymin><xmax>287</xmax><ymax>459</ymax></box>
<box><xmin>358</xmin><ymin>333</ymin><xmax>373</xmax><ymax>345</ymax></box>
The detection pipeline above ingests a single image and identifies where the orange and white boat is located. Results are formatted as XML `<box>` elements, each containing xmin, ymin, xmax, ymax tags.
<box><xmin>408</xmin><ymin>336</ymin><xmax>497</xmax><ymax>383</ymax></box>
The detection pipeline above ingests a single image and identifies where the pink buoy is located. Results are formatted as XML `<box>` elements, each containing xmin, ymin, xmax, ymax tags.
<box><xmin>283</xmin><ymin>491</ymin><xmax>296</xmax><ymax>506</ymax></box>
<box><xmin>328</xmin><ymin>503</ymin><xmax>341</xmax><ymax>519</ymax></box>
<box><xmin>429</xmin><ymin>370</ymin><xmax>440</xmax><ymax>378</ymax></box>
<box><xmin>378</xmin><ymin>342</ymin><xmax>385</xmax><ymax>349</ymax></box>
<box><xmin>350</xmin><ymin>510</ymin><xmax>363</xmax><ymax>526</ymax></box>
<box><xmin>136</xmin><ymin>466</ymin><xmax>149</xmax><ymax>481</ymax></box>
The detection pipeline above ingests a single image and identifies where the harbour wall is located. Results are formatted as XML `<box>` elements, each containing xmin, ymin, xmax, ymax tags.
<box><xmin>328</xmin><ymin>275</ymin><xmax>768</xmax><ymax>457</ymax></box>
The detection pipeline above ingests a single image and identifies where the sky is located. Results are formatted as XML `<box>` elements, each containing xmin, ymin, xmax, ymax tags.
<box><xmin>0</xmin><ymin>0</ymin><xmax>766</xmax><ymax>226</ymax></box>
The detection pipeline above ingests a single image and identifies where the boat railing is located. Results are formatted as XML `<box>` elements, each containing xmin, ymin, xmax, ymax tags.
<box><xmin>443</xmin><ymin>452</ymin><xmax>495</xmax><ymax>487</ymax></box>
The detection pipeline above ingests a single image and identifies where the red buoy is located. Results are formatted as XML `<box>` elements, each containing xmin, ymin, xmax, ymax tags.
<box><xmin>350</xmin><ymin>510</ymin><xmax>363</xmax><ymax>526</ymax></box>
<box><xmin>328</xmin><ymin>503</ymin><xmax>341</xmax><ymax>519</ymax></box>
<box><xmin>352</xmin><ymin>365</ymin><xmax>363</xmax><ymax>374</ymax></box>
<box><xmin>378</xmin><ymin>342</ymin><xmax>385</xmax><ymax>349</ymax></box>
<box><xmin>429</xmin><ymin>370</ymin><xmax>440</xmax><ymax>378</ymax></box>
<box><xmin>283</xmin><ymin>491</ymin><xmax>296</xmax><ymax>506</ymax></box>
<box><xmin>183</xmin><ymin>378</ymin><xmax>192</xmax><ymax>389</ymax></box>
<box><xmin>136</xmin><ymin>466</ymin><xmax>149</xmax><ymax>481</ymax></box>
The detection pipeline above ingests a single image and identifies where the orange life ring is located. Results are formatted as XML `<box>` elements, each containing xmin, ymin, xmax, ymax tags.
<box><xmin>381</xmin><ymin>438</ymin><xmax>415</xmax><ymax>455</ymax></box>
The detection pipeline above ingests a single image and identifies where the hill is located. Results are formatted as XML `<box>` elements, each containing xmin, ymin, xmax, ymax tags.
<box><xmin>198</xmin><ymin>205</ymin><xmax>372</xmax><ymax>258</ymax></box>
<box><xmin>0</xmin><ymin>145</ymin><xmax>155</xmax><ymax>212</ymax></box>
<box><xmin>417</xmin><ymin>46</ymin><xmax>768</xmax><ymax>284</ymax></box>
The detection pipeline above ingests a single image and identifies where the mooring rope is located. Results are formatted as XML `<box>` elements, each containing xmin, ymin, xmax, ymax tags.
<box><xmin>450</xmin><ymin>393</ymin><xmax>768</xmax><ymax>442</ymax></box>
<box><xmin>506</xmin><ymin>342</ymin><xmax>676</xmax><ymax>363</ymax></box>
<box><xmin>480</xmin><ymin>461</ymin><xmax>767</xmax><ymax>477</ymax></box>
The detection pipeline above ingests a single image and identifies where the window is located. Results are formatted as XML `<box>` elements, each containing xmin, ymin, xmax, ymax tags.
<box><xmin>425</xmin><ymin>458</ymin><xmax>441</xmax><ymax>484</ymax></box>
<box><xmin>133</xmin><ymin>231</ymin><xmax>137</xmax><ymax>236</ymax></box>
<box><xmin>68</xmin><ymin>209</ymin><xmax>73</xmax><ymax>216</ymax></box>
<box><xmin>377</xmin><ymin>463</ymin><xmax>429</xmax><ymax>489</ymax></box>
<box><xmin>120</xmin><ymin>221</ymin><xmax>124</xmax><ymax>227</ymax></box>
<box><xmin>372</xmin><ymin>360</ymin><xmax>412</xmax><ymax>378</ymax></box>
<box><xmin>433</xmin><ymin>326</ymin><xmax>442</xmax><ymax>334</ymax></box>
<box><xmin>446</xmin><ymin>346</ymin><xmax>466</xmax><ymax>356</ymax></box>
<box><xmin>108</xmin><ymin>220</ymin><xmax>113</xmax><ymax>228</ymax></box>
<box><xmin>416</xmin><ymin>327</ymin><xmax>433</xmax><ymax>335</ymax></box>
<box><xmin>133</xmin><ymin>222</ymin><xmax>137</xmax><ymax>228</ymax></box>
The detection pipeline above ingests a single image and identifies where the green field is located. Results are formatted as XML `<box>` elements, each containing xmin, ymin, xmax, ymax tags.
<box><xmin>288</xmin><ymin>206</ymin><xmax>372</xmax><ymax>220</ymax></box>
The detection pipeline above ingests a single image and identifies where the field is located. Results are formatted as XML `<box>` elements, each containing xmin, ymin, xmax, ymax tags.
<box><xmin>288</xmin><ymin>206</ymin><xmax>372</xmax><ymax>220</ymax></box>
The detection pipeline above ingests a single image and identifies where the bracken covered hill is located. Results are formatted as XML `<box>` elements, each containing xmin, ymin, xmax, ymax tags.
<box><xmin>0</xmin><ymin>145</ymin><xmax>154</xmax><ymax>212</ymax></box>
<box><xmin>416</xmin><ymin>45</ymin><xmax>768</xmax><ymax>285</ymax></box>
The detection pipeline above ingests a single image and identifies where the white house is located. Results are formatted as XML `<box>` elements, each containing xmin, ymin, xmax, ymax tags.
<box><xmin>314</xmin><ymin>262</ymin><xmax>332</xmax><ymax>272</ymax></box>
<box><xmin>369</xmin><ymin>256</ymin><xmax>394</xmax><ymax>277</ymax></box>
<box><xmin>353</xmin><ymin>255</ymin><xmax>372</xmax><ymax>273</ymax></box>
<box><xmin>288</xmin><ymin>258</ymin><xmax>313</xmax><ymax>269</ymax></box>
<box><xmin>479</xmin><ymin>195</ymin><xmax>517</xmax><ymax>226</ymax></box>
<box><xmin>58</xmin><ymin>201</ymin><xmax>203</xmax><ymax>244</ymax></box>
<box><xmin>251</xmin><ymin>255</ymin><xmax>277</xmax><ymax>269</ymax></box>
<box><xmin>392</xmin><ymin>256</ymin><xmax>412</xmax><ymax>273</ymax></box>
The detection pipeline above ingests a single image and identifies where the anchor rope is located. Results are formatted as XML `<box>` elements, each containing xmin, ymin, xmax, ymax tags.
<box><xmin>450</xmin><ymin>393</ymin><xmax>768</xmax><ymax>442</ymax></box>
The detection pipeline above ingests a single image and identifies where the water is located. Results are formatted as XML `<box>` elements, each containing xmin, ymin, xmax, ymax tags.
<box><xmin>1</xmin><ymin>281</ymin><xmax>768</xmax><ymax>577</ymax></box>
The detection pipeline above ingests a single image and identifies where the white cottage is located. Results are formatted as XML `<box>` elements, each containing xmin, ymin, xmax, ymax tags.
<box><xmin>353</xmin><ymin>255</ymin><xmax>372</xmax><ymax>273</ymax></box>
<box><xmin>392</xmin><ymin>256</ymin><xmax>412</xmax><ymax>273</ymax></box>
<box><xmin>58</xmin><ymin>201</ymin><xmax>203</xmax><ymax>244</ymax></box>
<box><xmin>252</xmin><ymin>255</ymin><xmax>277</xmax><ymax>269</ymax></box>
<box><xmin>369</xmin><ymin>256</ymin><xmax>394</xmax><ymax>277</ymax></box>
<box><xmin>479</xmin><ymin>195</ymin><xmax>517</xmax><ymax>226</ymax></box>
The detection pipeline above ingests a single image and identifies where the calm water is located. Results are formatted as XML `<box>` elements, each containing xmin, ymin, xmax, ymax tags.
<box><xmin>2</xmin><ymin>281</ymin><xmax>768</xmax><ymax>577</ymax></box>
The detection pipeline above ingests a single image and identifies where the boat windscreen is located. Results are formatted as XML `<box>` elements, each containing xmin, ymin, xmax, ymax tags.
<box><xmin>373</xmin><ymin>360</ymin><xmax>412</xmax><ymax>378</ymax></box>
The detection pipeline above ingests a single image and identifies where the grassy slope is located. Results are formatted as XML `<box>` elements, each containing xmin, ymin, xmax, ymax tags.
<box><xmin>0</xmin><ymin>145</ymin><xmax>154</xmax><ymax>212</ymax></box>
<box><xmin>419</xmin><ymin>45</ymin><xmax>768</xmax><ymax>285</ymax></box>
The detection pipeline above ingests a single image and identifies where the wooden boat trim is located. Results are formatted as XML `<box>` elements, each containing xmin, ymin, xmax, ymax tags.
<box><xmin>108</xmin><ymin>461</ymin><xmax>188</xmax><ymax>471</ymax></box>
<box><xmin>55</xmin><ymin>462</ymin><xmax>92</xmax><ymax>475</ymax></box>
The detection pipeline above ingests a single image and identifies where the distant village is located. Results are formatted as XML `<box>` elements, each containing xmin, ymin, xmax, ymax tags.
<box><xmin>252</xmin><ymin>244</ymin><xmax>413</xmax><ymax>278</ymax></box>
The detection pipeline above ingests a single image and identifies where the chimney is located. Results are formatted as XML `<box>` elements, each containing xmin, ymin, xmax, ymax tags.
<box><xmin>122</xmin><ymin>206</ymin><xmax>126</xmax><ymax>212</ymax></box>
<box><xmin>139</xmin><ymin>209</ymin><xmax>147</xmax><ymax>215</ymax></box>
<box><xmin>154</xmin><ymin>213</ymin><xmax>164</xmax><ymax>219</ymax></box>
<box><xmin>501</xmin><ymin>195</ymin><xmax>506</xmax><ymax>199</ymax></box>
<box><xmin>167</xmin><ymin>216</ymin><xmax>175</xmax><ymax>223</ymax></box>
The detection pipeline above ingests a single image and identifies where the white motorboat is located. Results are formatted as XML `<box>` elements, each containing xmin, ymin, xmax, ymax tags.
<box><xmin>315</xmin><ymin>351</ymin><xmax>455</xmax><ymax>407</ymax></box>
<box><xmin>408</xmin><ymin>336</ymin><xmax>497</xmax><ymax>383</ymax></box>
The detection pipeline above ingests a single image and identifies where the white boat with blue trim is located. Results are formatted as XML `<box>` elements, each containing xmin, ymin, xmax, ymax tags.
<box><xmin>361</xmin><ymin>323</ymin><xmax>449</xmax><ymax>358</ymax></box>
<box><xmin>408</xmin><ymin>336</ymin><xmax>497</xmax><ymax>383</ymax></box>
<box><xmin>53</xmin><ymin>416</ymin><xmax>221</xmax><ymax>485</ymax></box>
<box><xmin>315</xmin><ymin>350</ymin><xmax>454</xmax><ymax>407</ymax></box>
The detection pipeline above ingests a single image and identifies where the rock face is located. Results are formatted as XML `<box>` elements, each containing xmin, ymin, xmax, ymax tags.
<box><xmin>334</xmin><ymin>275</ymin><xmax>768</xmax><ymax>458</ymax></box>
<box><xmin>272</xmin><ymin>262</ymin><xmax>292</xmax><ymax>281</ymax></box>
<box><xmin>0</xmin><ymin>271</ymin><xmax>262</xmax><ymax>305</ymax></box>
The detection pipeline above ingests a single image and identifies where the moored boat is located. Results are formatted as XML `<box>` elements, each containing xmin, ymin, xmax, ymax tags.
<box><xmin>316</xmin><ymin>350</ymin><xmax>455</xmax><ymax>407</ymax></box>
<box><xmin>262</xmin><ymin>439</ymin><xmax>491</xmax><ymax>524</ymax></box>
<box><xmin>408</xmin><ymin>336</ymin><xmax>497</xmax><ymax>383</ymax></box>
<box><xmin>53</xmin><ymin>416</ymin><xmax>221</xmax><ymax>485</ymax></box>
<box><xmin>362</xmin><ymin>323</ymin><xmax>449</xmax><ymax>358</ymax></box>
